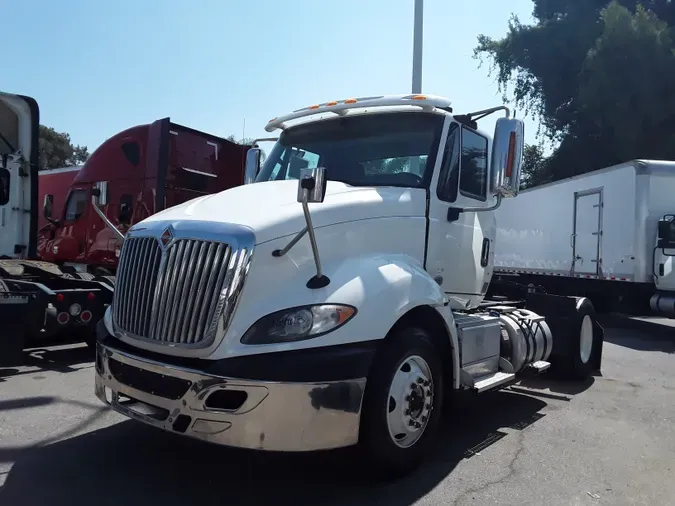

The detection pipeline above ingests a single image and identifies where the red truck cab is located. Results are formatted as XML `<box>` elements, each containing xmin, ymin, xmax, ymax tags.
<box><xmin>39</xmin><ymin>118</ymin><xmax>249</xmax><ymax>275</ymax></box>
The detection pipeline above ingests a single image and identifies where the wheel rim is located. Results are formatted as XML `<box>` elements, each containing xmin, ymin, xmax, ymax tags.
<box><xmin>579</xmin><ymin>315</ymin><xmax>594</xmax><ymax>364</ymax></box>
<box><xmin>386</xmin><ymin>354</ymin><xmax>434</xmax><ymax>448</ymax></box>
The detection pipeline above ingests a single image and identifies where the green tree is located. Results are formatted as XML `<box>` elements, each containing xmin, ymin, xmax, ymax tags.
<box><xmin>474</xmin><ymin>1</ymin><xmax>675</xmax><ymax>183</ymax></box>
<box><xmin>520</xmin><ymin>144</ymin><xmax>551</xmax><ymax>189</ymax></box>
<box><xmin>39</xmin><ymin>125</ymin><xmax>89</xmax><ymax>170</ymax></box>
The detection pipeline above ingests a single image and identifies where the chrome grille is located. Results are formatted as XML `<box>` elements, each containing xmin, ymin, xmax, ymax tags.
<box><xmin>112</xmin><ymin>236</ymin><xmax>233</xmax><ymax>346</ymax></box>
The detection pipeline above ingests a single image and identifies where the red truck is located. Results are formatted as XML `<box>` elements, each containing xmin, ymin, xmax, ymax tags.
<box><xmin>38</xmin><ymin>118</ymin><xmax>251</xmax><ymax>278</ymax></box>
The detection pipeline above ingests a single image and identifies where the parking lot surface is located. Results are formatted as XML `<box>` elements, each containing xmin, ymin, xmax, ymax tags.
<box><xmin>1</xmin><ymin>318</ymin><xmax>674</xmax><ymax>506</ymax></box>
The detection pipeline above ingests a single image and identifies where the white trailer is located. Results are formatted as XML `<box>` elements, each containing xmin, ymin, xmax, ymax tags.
<box><xmin>92</xmin><ymin>94</ymin><xmax>605</xmax><ymax>479</ymax></box>
<box><xmin>492</xmin><ymin>159</ymin><xmax>675</xmax><ymax>316</ymax></box>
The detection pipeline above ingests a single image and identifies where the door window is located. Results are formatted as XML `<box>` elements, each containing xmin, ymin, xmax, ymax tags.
<box><xmin>64</xmin><ymin>189</ymin><xmax>88</xmax><ymax>222</ymax></box>
<box><xmin>436</xmin><ymin>124</ymin><xmax>460</xmax><ymax>203</ymax></box>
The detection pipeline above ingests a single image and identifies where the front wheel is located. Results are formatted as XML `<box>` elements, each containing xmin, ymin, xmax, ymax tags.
<box><xmin>358</xmin><ymin>326</ymin><xmax>444</xmax><ymax>480</ymax></box>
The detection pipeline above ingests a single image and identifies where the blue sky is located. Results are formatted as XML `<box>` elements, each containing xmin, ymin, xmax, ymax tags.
<box><xmin>5</xmin><ymin>0</ymin><xmax>538</xmax><ymax>153</ymax></box>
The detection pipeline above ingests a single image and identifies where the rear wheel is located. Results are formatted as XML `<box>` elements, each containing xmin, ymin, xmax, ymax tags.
<box><xmin>559</xmin><ymin>297</ymin><xmax>599</xmax><ymax>380</ymax></box>
<box><xmin>358</xmin><ymin>326</ymin><xmax>444</xmax><ymax>480</ymax></box>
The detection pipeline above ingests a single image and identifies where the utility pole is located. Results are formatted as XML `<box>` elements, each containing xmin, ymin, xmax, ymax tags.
<box><xmin>412</xmin><ymin>0</ymin><xmax>423</xmax><ymax>94</ymax></box>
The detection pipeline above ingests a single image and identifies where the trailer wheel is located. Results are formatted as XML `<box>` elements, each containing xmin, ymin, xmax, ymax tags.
<box><xmin>358</xmin><ymin>326</ymin><xmax>444</xmax><ymax>480</ymax></box>
<box><xmin>559</xmin><ymin>297</ymin><xmax>599</xmax><ymax>380</ymax></box>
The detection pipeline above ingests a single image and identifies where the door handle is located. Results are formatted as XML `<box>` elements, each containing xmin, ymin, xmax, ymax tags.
<box><xmin>480</xmin><ymin>238</ymin><xmax>490</xmax><ymax>267</ymax></box>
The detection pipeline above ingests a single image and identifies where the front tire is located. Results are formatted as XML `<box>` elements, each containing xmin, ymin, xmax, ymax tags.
<box><xmin>358</xmin><ymin>326</ymin><xmax>444</xmax><ymax>480</ymax></box>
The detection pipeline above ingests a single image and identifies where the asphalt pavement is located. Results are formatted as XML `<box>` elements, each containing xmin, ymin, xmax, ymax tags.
<box><xmin>0</xmin><ymin>317</ymin><xmax>674</xmax><ymax>506</ymax></box>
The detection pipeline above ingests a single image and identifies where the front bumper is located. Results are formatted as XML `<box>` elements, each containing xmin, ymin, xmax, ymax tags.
<box><xmin>95</xmin><ymin>341</ymin><xmax>367</xmax><ymax>451</ymax></box>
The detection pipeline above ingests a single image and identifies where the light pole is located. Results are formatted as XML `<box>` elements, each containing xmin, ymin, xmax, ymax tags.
<box><xmin>412</xmin><ymin>0</ymin><xmax>423</xmax><ymax>94</ymax></box>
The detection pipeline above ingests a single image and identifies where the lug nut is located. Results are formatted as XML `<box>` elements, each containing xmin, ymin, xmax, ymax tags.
<box><xmin>421</xmin><ymin>416</ymin><xmax>427</xmax><ymax>422</ymax></box>
<box><xmin>425</xmin><ymin>403</ymin><xmax>431</xmax><ymax>410</ymax></box>
<box><xmin>405</xmin><ymin>395</ymin><xmax>411</xmax><ymax>402</ymax></box>
<box><xmin>415</xmin><ymin>422</ymin><xmax>422</xmax><ymax>428</ymax></box>
<box><xmin>410</xmin><ymin>382</ymin><xmax>417</xmax><ymax>389</ymax></box>
<box><xmin>409</xmin><ymin>420</ymin><xmax>415</xmax><ymax>427</ymax></box>
<box><xmin>423</xmin><ymin>380</ymin><xmax>430</xmax><ymax>387</ymax></box>
<box><xmin>417</xmin><ymin>377</ymin><xmax>424</xmax><ymax>384</ymax></box>
<box><xmin>404</xmin><ymin>409</ymin><xmax>410</xmax><ymax>415</ymax></box>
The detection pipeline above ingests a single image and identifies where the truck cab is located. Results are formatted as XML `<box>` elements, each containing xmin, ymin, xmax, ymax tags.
<box><xmin>39</xmin><ymin>119</ymin><xmax>250</xmax><ymax>275</ymax></box>
<box><xmin>94</xmin><ymin>94</ymin><xmax>603</xmax><ymax>479</ymax></box>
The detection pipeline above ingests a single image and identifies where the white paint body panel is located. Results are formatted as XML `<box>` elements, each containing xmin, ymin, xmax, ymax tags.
<box><xmin>494</xmin><ymin>160</ymin><xmax>675</xmax><ymax>290</ymax></box>
<box><xmin>0</xmin><ymin>92</ymin><xmax>35</xmax><ymax>258</ymax></box>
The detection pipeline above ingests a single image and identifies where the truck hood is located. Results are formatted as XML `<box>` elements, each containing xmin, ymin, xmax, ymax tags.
<box><xmin>142</xmin><ymin>180</ymin><xmax>427</xmax><ymax>244</ymax></box>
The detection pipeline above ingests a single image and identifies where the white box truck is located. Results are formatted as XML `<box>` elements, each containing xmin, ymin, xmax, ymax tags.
<box><xmin>93</xmin><ymin>94</ymin><xmax>605</xmax><ymax>479</ymax></box>
<box><xmin>491</xmin><ymin>159</ymin><xmax>675</xmax><ymax>317</ymax></box>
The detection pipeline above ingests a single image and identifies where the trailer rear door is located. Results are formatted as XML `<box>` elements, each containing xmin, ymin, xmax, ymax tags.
<box><xmin>572</xmin><ymin>189</ymin><xmax>603</xmax><ymax>276</ymax></box>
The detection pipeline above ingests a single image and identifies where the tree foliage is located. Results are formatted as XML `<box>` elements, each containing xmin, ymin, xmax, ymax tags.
<box><xmin>475</xmin><ymin>0</ymin><xmax>675</xmax><ymax>186</ymax></box>
<box><xmin>39</xmin><ymin>125</ymin><xmax>89</xmax><ymax>170</ymax></box>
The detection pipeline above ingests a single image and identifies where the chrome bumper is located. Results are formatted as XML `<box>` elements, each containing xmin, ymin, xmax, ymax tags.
<box><xmin>95</xmin><ymin>342</ymin><xmax>366</xmax><ymax>451</ymax></box>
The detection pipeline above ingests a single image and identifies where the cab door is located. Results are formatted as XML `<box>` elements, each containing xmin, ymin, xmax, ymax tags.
<box><xmin>51</xmin><ymin>185</ymin><xmax>91</xmax><ymax>265</ymax></box>
<box><xmin>425</xmin><ymin>121</ymin><xmax>495</xmax><ymax>309</ymax></box>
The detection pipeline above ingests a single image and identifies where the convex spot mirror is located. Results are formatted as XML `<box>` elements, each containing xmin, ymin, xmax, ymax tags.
<box><xmin>297</xmin><ymin>167</ymin><xmax>327</xmax><ymax>204</ymax></box>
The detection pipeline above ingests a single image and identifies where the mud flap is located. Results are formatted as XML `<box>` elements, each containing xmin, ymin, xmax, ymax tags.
<box><xmin>0</xmin><ymin>298</ymin><xmax>28</xmax><ymax>367</ymax></box>
<box><xmin>524</xmin><ymin>292</ymin><xmax>604</xmax><ymax>374</ymax></box>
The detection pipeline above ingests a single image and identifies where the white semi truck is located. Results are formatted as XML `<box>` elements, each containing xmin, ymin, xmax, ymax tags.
<box><xmin>491</xmin><ymin>159</ymin><xmax>675</xmax><ymax>317</ymax></box>
<box><xmin>93</xmin><ymin>94</ymin><xmax>604</xmax><ymax>479</ymax></box>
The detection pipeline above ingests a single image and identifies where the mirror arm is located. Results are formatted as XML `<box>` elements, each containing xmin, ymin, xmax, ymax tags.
<box><xmin>91</xmin><ymin>196</ymin><xmax>124</xmax><ymax>241</ymax></box>
<box><xmin>457</xmin><ymin>193</ymin><xmax>503</xmax><ymax>214</ymax></box>
<box><xmin>272</xmin><ymin>227</ymin><xmax>308</xmax><ymax>258</ymax></box>
<box><xmin>250</xmin><ymin>137</ymin><xmax>278</xmax><ymax>147</ymax></box>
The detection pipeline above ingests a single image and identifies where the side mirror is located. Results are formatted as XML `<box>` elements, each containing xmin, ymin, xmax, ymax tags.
<box><xmin>43</xmin><ymin>194</ymin><xmax>54</xmax><ymax>219</ymax></box>
<box><xmin>244</xmin><ymin>148</ymin><xmax>262</xmax><ymax>185</ymax></box>
<box><xmin>490</xmin><ymin>117</ymin><xmax>525</xmax><ymax>198</ymax></box>
<box><xmin>93</xmin><ymin>181</ymin><xmax>108</xmax><ymax>207</ymax></box>
<box><xmin>297</xmin><ymin>167</ymin><xmax>327</xmax><ymax>204</ymax></box>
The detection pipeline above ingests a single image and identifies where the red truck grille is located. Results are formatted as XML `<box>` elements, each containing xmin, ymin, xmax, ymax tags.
<box><xmin>112</xmin><ymin>236</ymin><xmax>234</xmax><ymax>347</ymax></box>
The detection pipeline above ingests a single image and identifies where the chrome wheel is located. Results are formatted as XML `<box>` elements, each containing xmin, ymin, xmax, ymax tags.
<box><xmin>579</xmin><ymin>314</ymin><xmax>593</xmax><ymax>364</ymax></box>
<box><xmin>386</xmin><ymin>354</ymin><xmax>434</xmax><ymax>448</ymax></box>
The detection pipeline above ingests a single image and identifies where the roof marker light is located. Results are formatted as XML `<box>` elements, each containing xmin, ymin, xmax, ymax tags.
<box><xmin>326</xmin><ymin>101</ymin><xmax>338</xmax><ymax>106</ymax></box>
<box><xmin>309</xmin><ymin>104</ymin><xmax>320</xmax><ymax>110</ymax></box>
<box><xmin>344</xmin><ymin>98</ymin><xmax>357</xmax><ymax>104</ymax></box>
<box><xmin>411</xmin><ymin>95</ymin><xmax>427</xmax><ymax>100</ymax></box>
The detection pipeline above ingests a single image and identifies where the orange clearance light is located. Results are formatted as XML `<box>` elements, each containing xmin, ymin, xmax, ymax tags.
<box><xmin>309</xmin><ymin>104</ymin><xmax>320</xmax><ymax>110</ymax></box>
<box><xmin>344</xmin><ymin>98</ymin><xmax>357</xmax><ymax>104</ymax></box>
<box><xmin>411</xmin><ymin>94</ymin><xmax>427</xmax><ymax>100</ymax></box>
<box><xmin>326</xmin><ymin>101</ymin><xmax>338</xmax><ymax>106</ymax></box>
<box><xmin>505</xmin><ymin>131</ymin><xmax>517</xmax><ymax>178</ymax></box>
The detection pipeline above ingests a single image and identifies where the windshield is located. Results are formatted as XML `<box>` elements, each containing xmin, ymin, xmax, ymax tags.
<box><xmin>256</xmin><ymin>112</ymin><xmax>444</xmax><ymax>188</ymax></box>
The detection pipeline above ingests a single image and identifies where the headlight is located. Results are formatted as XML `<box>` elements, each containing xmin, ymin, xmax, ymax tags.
<box><xmin>241</xmin><ymin>304</ymin><xmax>356</xmax><ymax>345</ymax></box>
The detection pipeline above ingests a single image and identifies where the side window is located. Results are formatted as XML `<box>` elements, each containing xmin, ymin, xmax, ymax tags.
<box><xmin>436</xmin><ymin>125</ymin><xmax>460</xmax><ymax>203</ymax></box>
<box><xmin>64</xmin><ymin>190</ymin><xmax>88</xmax><ymax>221</ymax></box>
<box><xmin>119</xmin><ymin>194</ymin><xmax>133</xmax><ymax>225</ymax></box>
<box><xmin>0</xmin><ymin>168</ymin><xmax>9</xmax><ymax>206</ymax></box>
<box><xmin>459</xmin><ymin>127</ymin><xmax>489</xmax><ymax>201</ymax></box>
<box><xmin>121</xmin><ymin>141</ymin><xmax>141</xmax><ymax>167</ymax></box>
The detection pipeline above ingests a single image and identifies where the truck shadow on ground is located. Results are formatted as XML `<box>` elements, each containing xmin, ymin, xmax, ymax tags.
<box><xmin>0</xmin><ymin>390</ymin><xmax>547</xmax><ymax>506</ymax></box>
<box><xmin>0</xmin><ymin>342</ymin><xmax>93</xmax><ymax>382</ymax></box>
<box><xmin>599</xmin><ymin>316</ymin><xmax>675</xmax><ymax>354</ymax></box>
